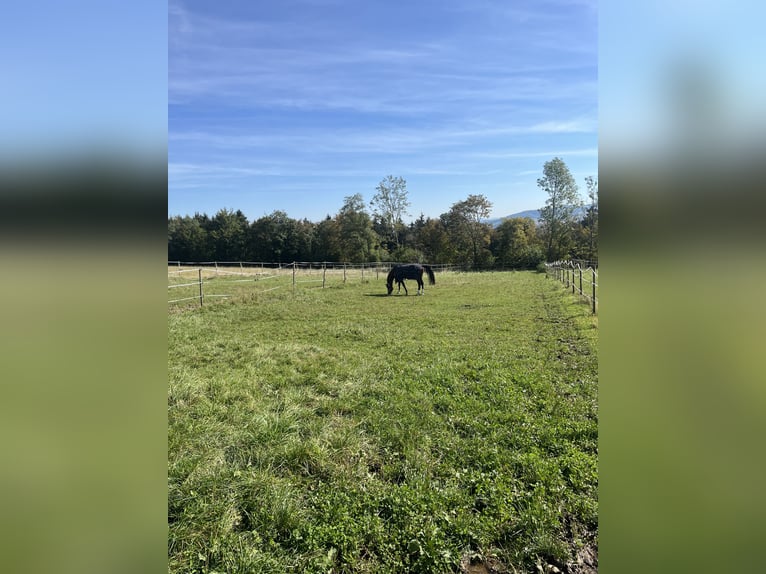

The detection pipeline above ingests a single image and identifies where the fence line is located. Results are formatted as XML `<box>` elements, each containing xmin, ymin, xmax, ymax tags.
<box><xmin>164</xmin><ymin>263</ymin><xmax>348</xmax><ymax>307</ymax></box>
<box><xmin>168</xmin><ymin>261</ymin><xmax>459</xmax><ymax>307</ymax></box>
<box><xmin>168</xmin><ymin>260</ymin><xmax>457</xmax><ymax>272</ymax></box>
<box><xmin>545</xmin><ymin>260</ymin><xmax>598</xmax><ymax>314</ymax></box>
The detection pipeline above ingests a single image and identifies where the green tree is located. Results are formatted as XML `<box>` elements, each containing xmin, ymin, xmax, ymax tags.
<box><xmin>168</xmin><ymin>215</ymin><xmax>210</xmax><ymax>262</ymax></box>
<box><xmin>293</xmin><ymin>218</ymin><xmax>316</xmax><ymax>261</ymax></box>
<box><xmin>313</xmin><ymin>215</ymin><xmax>341</xmax><ymax>261</ymax></box>
<box><xmin>415</xmin><ymin>217</ymin><xmax>451</xmax><ymax>263</ymax></box>
<box><xmin>336</xmin><ymin>194</ymin><xmax>380</xmax><ymax>262</ymax></box>
<box><xmin>442</xmin><ymin>194</ymin><xmax>494</xmax><ymax>269</ymax></box>
<box><xmin>248</xmin><ymin>211</ymin><xmax>286</xmax><ymax>262</ymax></box>
<box><xmin>584</xmin><ymin>175</ymin><xmax>598</xmax><ymax>261</ymax></box>
<box><xmin>209</xmin><ymin>208</ymin><xmax>248</xmax><ymax>261</ymax></box>
<box><xmin>537</xmin><ymin>157</ymin><xmax>581</xmax><ymax>261</ymax></box>
<box><xmin>490</xmin><ymin>217</ymin><xmax>543</xmax><ymax>268</ymax></box>
<box><xmin>370</xmin><ymin>175</ymin><xmax>410</xmax><ymax>250</ymax></box>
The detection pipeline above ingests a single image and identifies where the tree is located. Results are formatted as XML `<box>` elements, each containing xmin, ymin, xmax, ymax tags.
<box><xmin>336</xmin><ymin>194</ymin><xmax>379</xmax><ymax>262</ymax></box>
<box><xmin>248</xmin><ymin>210</ymin><xmax>294</xmax><ymax>263</ymax></box>
<box><xmin>416</xmin><ymin>217</ymin><xmax>451</xmax><ymax>263</ymax></box>
<box><xmin>584</xmin><ymin>175</ymin><xmax>598</xmax><ymax>261</ymax></box>
<box><xmin>490</xmin><ymin>217</ymin><xmax>543</xmax><ymax>268</ymax></box>
<box><xmin>442</xmin><ymin>194</ymin><xmax>494</xmax><ymax>269</ymax></box>
<box><xmin>168</xmin><ymin>215</ymin><xmax>210</xmax><ymax>261</ymax></box>
<box><xmin>293</xmin><ymin>218</ymin><xmax>317</xmax><ymax>262</ymax></box>
<box><xmin>537</xmin><ymin>158</ymin><xmax>581</xmax><ymax>261</ymax></box>
<box><xmin>208</xmin><ymin>208</ymin><xmax>248</xmax><ymax>261</ymax></box>
<box><xmin>313</xmin><ymin>215</ymin><xmax>341</xmax><ymax>261</ymax></box>
<box><xmin>370</xmin><ymin>175</ymin><xmax>410</xmax><ymax>250</ymax></box>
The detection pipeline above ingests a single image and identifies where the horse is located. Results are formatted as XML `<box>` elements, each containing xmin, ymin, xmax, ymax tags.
<box><xmin>386</xmin><ymin>264</ymin><xmax>436</xmax><ymax>295</ymax></box>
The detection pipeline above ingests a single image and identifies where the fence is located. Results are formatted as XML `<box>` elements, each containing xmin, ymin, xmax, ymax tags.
<box><xmin>168</xmin><ymin>261</ymin><xmax>457</xmax><ymax>306</ymax></box>
<box><xmin>545</xmin><ymin>260</ymin><xmax>598</xmax><ymax>314</ymax></box>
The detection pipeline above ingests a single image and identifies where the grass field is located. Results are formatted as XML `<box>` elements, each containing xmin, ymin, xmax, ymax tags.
<box><xmin>168</xmin><ymin>271</ymin><xmax>598</xmax><ymax>573</ymax></box>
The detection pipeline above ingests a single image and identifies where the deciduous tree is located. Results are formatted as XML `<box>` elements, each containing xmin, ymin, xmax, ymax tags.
<box><xmin>491</xmin><ymin>217</ymin><xmax>543</xmax><ymax>268</ymax></box>
<box><xmin>442</xmin><ymin>194</ymin><xmax>494</xmax><ymax>269</ymax></box>
<box><xmin>537</xmin><ymin>158</ymin><xmax>581</xmax><ymax>261</ymax></box>
<box><xmin>209</xmin><ymin>208</ymin><xmax>248</xmax><ymax>261</ymax></box>
<box><xmin>370</xmin><ymin>175</ymin><xmax>410</xmax><ymax>249</ymax></box>
<box><xmin>336</xmin><ymin>194</ymin><xmax>379</xmax><ymax>262</ymax></box>
<box><xmin>584</xmin><ymin>175</ymin><xmax>598</xmax><ymax>261</ymax></box>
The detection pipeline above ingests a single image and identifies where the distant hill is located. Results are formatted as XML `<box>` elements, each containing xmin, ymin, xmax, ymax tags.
<box><xmin>487</xmin><ymin>206</ymin><xmax>587</xmax><ymax>227</ymax></box>
<box><xmin>486</xmin><ymin>210</ymin><xmax>540</xmax><ymax>227</ymax></box>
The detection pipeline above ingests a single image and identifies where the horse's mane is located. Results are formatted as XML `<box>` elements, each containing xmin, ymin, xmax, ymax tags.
<box><xmin>386</xmin><ymin>267</ymin><xmax>396</xmax><ymax>285</ymax></box>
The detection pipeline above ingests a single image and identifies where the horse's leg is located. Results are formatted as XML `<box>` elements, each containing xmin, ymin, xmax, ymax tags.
<box><xmin>402</xmin><ymin>280</ymin><xmax>408</xmax><ymax>295</ymax></box>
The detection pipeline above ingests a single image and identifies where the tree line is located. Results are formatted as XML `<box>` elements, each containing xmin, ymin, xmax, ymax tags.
<box><xmin>168</xmin><ymin>158</ymin><xmax>597</xmax><ymax>269</ymax></box>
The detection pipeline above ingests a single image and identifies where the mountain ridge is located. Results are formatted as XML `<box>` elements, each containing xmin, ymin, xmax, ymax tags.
<box><xmin>486</xmin><ymin>206</ymin><xmax>588</xmax><ymax>227</ymax></box>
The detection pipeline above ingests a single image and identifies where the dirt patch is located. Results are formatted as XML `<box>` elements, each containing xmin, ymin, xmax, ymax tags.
<box><xmin>565</xmin><ymin>544</ymin><xmax>598</xmax><ymax>574</ymax></box>
<box><xmin>459</xmin><ymin>554</ymin><xmax>513</xmax><ymax>574</ymax></box>
<box><xmin>561</xmin><ymin>514</ymin><xmax>598</xmax><ymax>573</ymax></box>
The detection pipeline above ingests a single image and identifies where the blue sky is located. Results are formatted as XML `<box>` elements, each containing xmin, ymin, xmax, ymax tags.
<box><xmin>169</xmin><ymin>0</ymin><xmax>597</xmax><ymax>223</ymax></box>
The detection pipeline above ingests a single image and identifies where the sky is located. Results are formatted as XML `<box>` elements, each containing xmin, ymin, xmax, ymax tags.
<box><xmin>169</xmin><ymin>0</ymin><xmax>597</xmax><ymax>223</ymax></box>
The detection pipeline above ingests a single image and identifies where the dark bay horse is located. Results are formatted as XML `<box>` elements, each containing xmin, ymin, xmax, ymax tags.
<box><xmin>386</xmin><ymin>264</ymin><xmax>436</xmax><ymax>295</ymax></box>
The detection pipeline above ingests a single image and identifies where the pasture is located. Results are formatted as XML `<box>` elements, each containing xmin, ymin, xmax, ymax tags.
<box><xmin>168</xmin><ymin>271</ymin><xmax>598</xmax><ymax>573</ymax></box>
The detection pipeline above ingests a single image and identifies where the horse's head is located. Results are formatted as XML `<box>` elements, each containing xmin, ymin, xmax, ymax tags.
<box><xmin>385</xmin><ymin>268</ymin><xmax>395</xmax><ymax>295</ymax></box>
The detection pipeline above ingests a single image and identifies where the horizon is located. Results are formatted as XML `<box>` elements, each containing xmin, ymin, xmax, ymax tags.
<box><xmin>167</xmin><ymin>205</ymin><xmax>556</xmax><ymax>225</ymax></box>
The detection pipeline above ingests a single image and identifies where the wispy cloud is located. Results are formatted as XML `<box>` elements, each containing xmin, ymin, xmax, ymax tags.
<box><xmin>169</xmin><ymin>0</ymin><xmax>595</xmax><ymax>115</ymax></box>
<box><xmin>170</xmin><ymin>115</ymin><xmax>596</xmax><ymax>156</ymax></box>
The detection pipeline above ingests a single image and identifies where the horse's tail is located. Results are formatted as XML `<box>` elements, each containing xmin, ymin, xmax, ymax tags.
<box><xmin>423</xmin><ymin>264</ymin><xmax>436</xmax><ymax>285</ymax></box>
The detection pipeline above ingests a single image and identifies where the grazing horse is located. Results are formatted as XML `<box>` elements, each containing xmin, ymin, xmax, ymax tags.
<box><xmin>386</xmin><ymin>264</ymin><xmax>436</xmax><ymax>295</ymax></box>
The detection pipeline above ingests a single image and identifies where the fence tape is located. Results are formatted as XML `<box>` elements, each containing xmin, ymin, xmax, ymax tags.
<box><xmin>168</xmin><ymin>281</ymin><xmax>202</xmax><ymax>289</ymax></box>
<box><xmin>168</xmin><ymin>296</ymin><xmax>201</xmax><ymax>304</ymax></box>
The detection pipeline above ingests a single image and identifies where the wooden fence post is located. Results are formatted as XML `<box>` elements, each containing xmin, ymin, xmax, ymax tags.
<box><xmin>592</xmin><ymin>268</ymin><xmax>597</xmax><ymax>314</ymax></box>
<box><xmin>198</xmin><ymin>268</ymin><xmax>204</xmax><ymax>307</ymax></box>
<box><xmin>579</xmin><ymin>268</ymin><xmax>583</xmax><ymax>297</ymax></box>
<box><xmin>322</xmin><ymin>262</ymin><xmax>326</xmax><ymax>288</ymax></box>
<box><xmin>343</xmin><ymin>263</ymin><xmax>347</xmax><ymax>283</ymax></box>
<box><xmin>292</xmin><ymin>262</ymin><xmax>296</xmax><ymax>292</ymax></box>
<box><xmin>361</xmin><ymin>264</ymin><xmax>365</xmax><ymax>282</ymax></box>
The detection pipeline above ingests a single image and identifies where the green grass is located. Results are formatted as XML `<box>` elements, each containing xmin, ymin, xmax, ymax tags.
<box><xmin>168</xmin><ymin>271</ymin><xmax>597</xmax><ymax>573</ymax></box>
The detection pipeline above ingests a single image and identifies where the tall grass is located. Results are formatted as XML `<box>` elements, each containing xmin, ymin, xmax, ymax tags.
<box><xmin>169</xmin><ymin>271</ymin><xmax>597</xmax><ymax>573</ymax></box>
